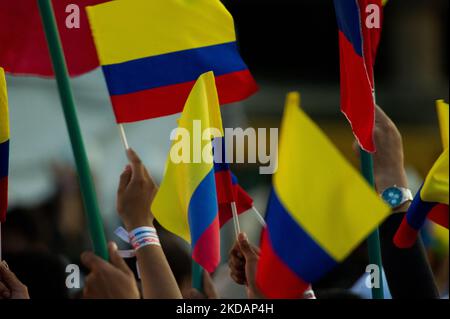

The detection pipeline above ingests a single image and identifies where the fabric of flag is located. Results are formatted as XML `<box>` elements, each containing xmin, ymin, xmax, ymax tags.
<box><xmin>436</xmin><ymin>100</ymin><xmax>449</xmax><ymax>150</ymax></box>
<box><xmin>394</xmin><ymin>150</ymin><xmax>449</xmax><ymax>248</ymax></box>
<box><xmin>333</xmin><ymin>0</ymin><xmax>383</xmax><ymax>152</ymax></box>
<box><xmin>218</xmin><ymin>173</ymin><xmax>254</xmax><ymax>227</ymax></box>
<box><xmin>427</xmin><ymin>100</ymin><xmax>449</xmax><ymax>228</ymax></box>
<box><xmin>256</xmin><ymin>92</ymin><xmax>390</xmax><ymax>298</ymax></box>
<box><xmin>86</xmin><ymin>0</ymin><xmax>258</xmax><ymax>124</ymax></box>
<box><xmin>151</xmin><ymin>72</ymin><xmax>222</xmax><ymax>273</ymax></box>
<box><xmin>394</xmin><ymin>101</ymin><xmax>449</xmax><ymax>248</ymax></box>
<box><xmin>213</xmin><ymin>137</ymin><xmax>254</xmax><ymax>227</ymax></box>
<box><xmin>0</xmin><ymin>0</ymin><xmax>107</xmax><ymax>77</ymax></box>
<box><xmin>0</xmin><ymin>67</ymin><xmax>9</xmax><ymax>222</ymax></box>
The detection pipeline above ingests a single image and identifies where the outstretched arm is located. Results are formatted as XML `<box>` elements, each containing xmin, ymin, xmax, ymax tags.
<box><xmin>117</xmin><ymin>148</ymin><xmax>182</xmax><ymax>299</ymax></box>
<box><xmin>372</xmin><ymin>105</ymin><xmax>439</xmax><ymax>298</ymax></box>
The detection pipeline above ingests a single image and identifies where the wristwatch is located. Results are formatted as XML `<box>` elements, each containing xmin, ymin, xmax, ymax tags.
<box><xmin>380</xmin><ymin>186</ymin><xmax>413</xmax><ymax>209</ymax></box>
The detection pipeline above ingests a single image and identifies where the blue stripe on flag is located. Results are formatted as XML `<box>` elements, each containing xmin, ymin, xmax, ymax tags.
<box><xmin>188</xmin><ymin>169</ymin><xmax>219</xmax><ymax>246</ymax></box>
<box><xmin>266</xmin><ymin>189</ymin><xmax>338</xmax><ymax>283</ymax></box>
<box><xmin>103</xmin><ymin>42</ymin><xmax>248</xmax><ymax>95</ymax></box>
<box><xmin>333</xmin><ymin>0</ymin><xmax>364</xmax><ymax>56</ymax></box>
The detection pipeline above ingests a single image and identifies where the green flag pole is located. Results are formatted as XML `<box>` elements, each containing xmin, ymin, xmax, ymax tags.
<box><xmin>192</xmin><ymin>261</ymin><xmax>204</xmax><ymax>292</ymax></box>
<box><xmin>359</xmin><ymin>149</ymin><xmax>384</xmax><ymax>299</ymax></box>
<box><xmin>37</xmin><ymin>0</ymin><xmax>109</xmax><ymax>260</ymax></box>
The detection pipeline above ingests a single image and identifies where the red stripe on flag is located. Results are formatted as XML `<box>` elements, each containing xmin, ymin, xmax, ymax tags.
<box><xmin>192</xmin><ymin>215</ymin><xmax>220</xmax><ymax>273</ymax></box>
<box><xmin>0</xmin><ymin>177</ymin><xmax>7</xmax><ymax>222</ymax></box>
<box><xmin>111</xmin><ymin>69</ymin><xmax>258</xmax><ymax>123</ymax></box>
<box><xmin>256</xmin><ymin>229</ymin><xmax>309</xmax><ymax>298</ymax></box>
<box><xmin>215</xmin><ymin>170</ymin><xmax>235</xmax><ymax>204</ymax></box>
<box><xmin>358</xmin><ymin>0</ymin><xmax>383</xmax><ymax>85</ymax></box>
<box><xmin>338</xmin><ymin>31</ymin><xmax>376</xmax><ymax>152</ymax></box>
<box><xmin>218</xmin><ymin>184</ymin><xmax>254</xmax><ymax>227</ymax></box>
<box><xmin>393</xmin><ymin>216</ymin><xmax>419</xmax><ymax>248</ymax></box>
<box><xmin>428</xmin><ymin>204</ymin><xmax>449</xmax><ymax>229</ymax></box>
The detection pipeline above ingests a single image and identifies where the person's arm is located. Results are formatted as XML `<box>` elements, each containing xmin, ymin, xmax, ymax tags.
<box><xmin>117</xmin><ymin>148</ymin><xmax>182</xmax><ymax>299</ymax></box>
<box><xmin>372</xmin><ymin>105</ymin><xmax>439</xmax><ymax>298</ymax></box>
<box><xmin>379</xmin><ymin>214</ymin><xmax>439</xmax><ymax>298</ymax></box>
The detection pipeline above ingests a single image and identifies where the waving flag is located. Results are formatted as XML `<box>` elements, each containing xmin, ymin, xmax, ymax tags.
<box><xmin>394</xmin><ymin>101</ymin><xmax>449</xmax><ymax>248</ymax></box>
<box><xmin>333</xmin><ymin>0</ymin><xmax>383</xmax><ymax>152</ymax></box>
<box><xmin>151</xmin><ymin>72</ymin><xmax>222</xmax><ymax>273</ymax></box>
<box><xmin>436</xmin><ymin>100</ymin><xmax>449</xmax><ymax>150</ymax></box>
<box><xmin>0</xmin><ymin>0</ymin><xmax>107</xmax><ymax>77</ymax></box>
<box><xmin>217</xmin><ymin>173</ymin><xmax>254</xmax><ymax>227</ymax></box>
<box><xmin>394</xmin><ymin>150</ymin><xmax>449</xmax><ymax>248</ymax></box>
<box><xmin>86</xmin><ymin>0</ymin><xmax>258</xmax><ymax>123</ymax></box>
<box><xmin>256</xmin><ymin>92</ymin><xmax>390</xmax><ymax>298</ymax></box>
<box><xmin>0</xmin><ymin>68</ymin><xmax>9</xmax><ymax>222</ymax></box>
<box><xmin>213</xmin><ymin>138</ymin><xmax>254</xmax><ymax>227</ymax></box>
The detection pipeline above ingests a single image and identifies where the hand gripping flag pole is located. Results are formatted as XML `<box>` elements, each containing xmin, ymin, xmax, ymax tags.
<box><xmin>37</xmin><ymin>0</ymin><xmax>108</xmax><ymax>260</ymax></box>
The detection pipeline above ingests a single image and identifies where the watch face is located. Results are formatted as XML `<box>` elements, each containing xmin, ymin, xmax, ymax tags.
<box><xmin>382</xmin><ymin>187</ymin><xmax>403</xmax><ymax>207</ymax></box>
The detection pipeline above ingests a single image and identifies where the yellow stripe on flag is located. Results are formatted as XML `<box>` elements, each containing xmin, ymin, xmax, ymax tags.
<box><xmin>436</xmin><ymin>100</ymin><xmax>449</xmax><ymax>150</ymax></box>
<box><xmin>0</xmin><ymin>67</ymin><xmax>9</xmax><ymax>144</ymax></box>
<box><xmin>421</xmin><ymin>148</ymin><xmax>449</xmax><ymax>205</ymax></box>
<box><xmin>151</xmin><ymin>71</ymin><xmax>223</xmax><ymax>242</ymax></box>
<box><xmin>86</xmin><ymin>0</ymin><xmax>236</xmax><ymax>65</ymax></box>
<box><xmin>274</xmin><ymin>92</ymin><xmax>390</xmax><ymax>261</ymax></box>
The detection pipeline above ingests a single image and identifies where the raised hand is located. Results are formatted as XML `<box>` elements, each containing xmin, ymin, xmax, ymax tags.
<box><xmin>117</xmin><ymin>148</ymin><xmax>158</xmax><ymax>231</ymax></box>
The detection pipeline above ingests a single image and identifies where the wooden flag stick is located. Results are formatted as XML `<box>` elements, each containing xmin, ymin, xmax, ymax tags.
<box><xmin>118</xmin><ymin>124</ymin><xmax>130</xmax><ymax>151</ymax></box>
<box><xmin>37</xmin><ymin>0</ymin><xmax>108</xmax><ymax>260</ymax></box>
<box><xmin>251</xmin><ymin>206</ymin><xmax>267</xmax><ymax>227</ymax></box>
<box><xmin>231</xmin><ymin>201</ymin><xmax>241</xmax><ymax>238</ymax></box>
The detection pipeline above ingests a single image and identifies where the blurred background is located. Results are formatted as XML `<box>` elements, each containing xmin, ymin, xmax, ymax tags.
<box><xmin>2</xmin><ymin>0</ymin><xmax>448</xmax><ymax>298</ymax></box>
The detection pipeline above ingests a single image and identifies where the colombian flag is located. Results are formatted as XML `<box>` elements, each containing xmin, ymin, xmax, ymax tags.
<box><xmin>394</xmin><ymin>101</ymin><xmax>449</xmax><ymax>248</ymax></box>
<box><xmin>86</xmin><ymin>0</ymin><xmax>257</xmax><ymax>124</ymax></box>
<box><xmin>217</xmin><ymin>171</ymin><xmax>254</xmax><ymax>227</ymax></box>
<box><xmin>0</xmin><ymin>67</ymin><xmax>9</xmax><ymax>222</ymax></box>
<box><xmin>151</xmin><ymin>72</ymin><xmax>222</xmax><ymax>273</ymax></box>
<box><xmin>256</xmin><ymin>93</ymin><xmax>390</xmax><ymax>298</ymax></box>
<box><xmin>213</xmin><ymin>137</ymin><xmax>254</xmax><ymax>227</ymax></box>
<box><xmin>333</xmin><ymin>0</ymin><xmax>383</xmax><ymax>152</ymax></box>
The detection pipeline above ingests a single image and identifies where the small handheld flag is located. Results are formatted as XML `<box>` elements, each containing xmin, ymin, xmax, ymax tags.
<box><xmin>151</xmin><ymin>72</ymin><xmax>223</xmax><ymax>273</ymax></box>
<box><xmin>394</xmin><ymin>150</ymin><xmax>449</xmax><ymax>248</ymax></box>
<box><xmin>86</xmin><ymin>0</ymin><xmax>258</xmax><ymax>123</ymax></box>
<box><xmin>0</xmin><ymin>67</ymin><xmax>9</xmax><ymax>223</ymax></box>
<box><xmin>394</xmin><ymin>101</ymin><xmax>449</xmax><ymax>248</ymax></box>
<box><xmin>213</xmin><ymin>137</ymin><xmax>254</xmax><ymax>229</ymax></box>
<box><xmin>394</xmin><ymin>100</ymin><xmax>449</xmax><ymax>248</ymax></box>
<box><xmin>333</xmin><ymin>0</ymin><xmax>383</xmax><ymax>152</ymax></box>
<box><xmin>255</xmin><ymin>93</ymin><xmax>390</xmax><ymax>298</ymax></box>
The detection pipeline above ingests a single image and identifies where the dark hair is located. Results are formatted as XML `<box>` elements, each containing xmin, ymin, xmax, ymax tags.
<box><xmin>4</xmin><ymin>252</ymin><xmax>69</xmax><ymax>299</ymax></box>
